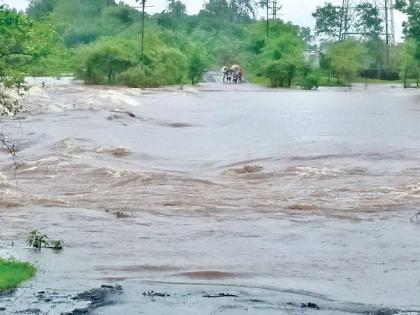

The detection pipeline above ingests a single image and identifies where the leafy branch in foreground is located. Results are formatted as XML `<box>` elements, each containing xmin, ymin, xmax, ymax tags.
<box><xmin>0</xmin><ymin>5</ymin><xmax>53</xmax><ymax>114</ymax></box>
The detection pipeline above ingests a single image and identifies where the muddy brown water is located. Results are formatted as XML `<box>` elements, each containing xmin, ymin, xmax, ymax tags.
<box><xmin>1</xmin><ymin>79</ymin><xmax>420</xmax><ymax>314</ymax></box>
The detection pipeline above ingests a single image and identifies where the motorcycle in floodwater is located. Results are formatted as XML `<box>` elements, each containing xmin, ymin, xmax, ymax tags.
<box><xmin>222</xmin><ymin>65</ymin><xmax>243</xmax><ymax>84</ymax></box>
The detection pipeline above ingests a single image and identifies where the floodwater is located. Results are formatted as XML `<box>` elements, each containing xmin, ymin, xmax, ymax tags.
<box><xmin>1</xmin><ymin>78</ymin><xmax>420</xmax><ymax>314</ymax></box>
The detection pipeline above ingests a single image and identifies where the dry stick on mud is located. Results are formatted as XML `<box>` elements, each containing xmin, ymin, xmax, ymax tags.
<box><xmin>0</xmin><ymin>129</ymin><xmax>20</xmax><ymax>189</ymax></box>
<box><xmin>0</xmin><ymin>131</ymin><xmax>17</xmax><ymax>170</ymax></box>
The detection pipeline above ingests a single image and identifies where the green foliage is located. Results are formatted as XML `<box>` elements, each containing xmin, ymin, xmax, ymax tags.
<box><xmin>0</xmin><ymin>7</ymin><xmax>33</xmax><ymax>86</ymax></box>
<box><xmin>312</xmin><ymin>3</ymin><xmax>343</xmax><ymax>42</ymax></box>
<box><xmin>75</xmin><ymin>38</ymin><xmax>136</xmax><ymax>85</ymax></box>
<box><xmin>396</xmin><ymin>0</ymin><xmax>420</xmax><ymax>74</ymax></box>
<box><xmin>188</xmin><ymin>47</ymin><xmax>208</xmax><ymax>85</ymax></box>
<box><xmin>398</xmin><ymin>39</ymin><xmax>420</xmax><ymax>87</ymax></box>
<box><xmin>75</xmin><ymin>35</ymin><xmax>189</xmax><ymax>87</ymax></box>
<box><xmin>326</xmin><ymin>40</ymin><xmax>365</xmax><ymax>86</ymax></box>
<box><xmin>26</xmin><ymin>229</ymin><xmax>63</xmax><ymax>250</ymax></box>
<box><xmin>0</xmin><ymin>5</ymin><xmax>53</xmax><ymax>114</ymax></box>
<box><xmin>396</xmin><ymin>0</ymin><xmax>420</xmax><ymax>41</ymax></box>
<box><xmin>0</xmin><ymin>258</ymin><xmax>36</xmax><ymax>291</ymax></box>
<box><xmin>26</xmin><ymin>230</ymin><xmax>48</xmax><ymax>249</ymax></box>
<box><xmin>313</xmin><ymin>1</ymin><xmax>385</xmax><ymax>42</ymax></box>
<box><xmin>6</xmin><ymin>0</ymin><xmax>412</xmax><ymax>89</ymax></box>
<box><xmin>302</xmin><ymin>68</ymin><xmax>320</xmax><ymax>90</ymax></box>
<box><xmin>27</xmin><ymin>0</ymin><xmax>58</xmax><ymax>18</ymax></box>
<box><xmin>252</xmin><ymin>22</ymin><xmax>305</xmax><ymax>87</ymax></box>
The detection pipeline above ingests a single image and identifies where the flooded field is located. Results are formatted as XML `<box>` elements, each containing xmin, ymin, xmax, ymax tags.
<box><xmin>1</xmin><ymin>79</ymin><xmax>420</xmax><ymax>314</ymax></box>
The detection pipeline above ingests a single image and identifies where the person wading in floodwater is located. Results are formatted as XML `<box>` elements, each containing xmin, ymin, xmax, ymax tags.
<box><xmin>222</xmin><ymin>65</ymin><xmax>243</xmax><ymax>84</ymax></box>
<box><xmin>230</xmin><ymin>64</ymin><xmax>243</xmax><ymax>83</ymax></box>
<box><xmin>222</xmin><ymin>66</ymin><xmax>228</xmax><ymax>83</ymax></box>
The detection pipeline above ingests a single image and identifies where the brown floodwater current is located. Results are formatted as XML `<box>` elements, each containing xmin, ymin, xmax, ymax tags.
<box><xmin>0</xmin><ymin>78</ymin><xmax>420</xmax><ymax>314</ymax></box>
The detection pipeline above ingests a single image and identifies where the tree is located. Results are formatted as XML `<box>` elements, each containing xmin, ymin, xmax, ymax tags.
<box><xmin>354</xmin><ymin>3</ymin><xmax>383</xmax><ymax>40</ymax></box>
<box><xmin>396</xmin><ymin>0</ymin><xmax>420</xmax><ymax>64</ymax></box>
<box><xmin>255</xmin><ymin>23</ymin><xmax>305</xmax><ymax>87</ymax></box>
<box><xmin>0</xmin><ymin>6</ymin><xmax>52</xmax><ymax>114</ymax></box>
<box><xmin>312</xmin><ymin>3</ymin><xmax>343</xmax><ymax>42</ymax></box>
<box><xmin>75</xmin><ymin>38</ymin><xmax>136</xmax><ymax>85</ymax></box>
<box><xmin>299</xmin><ymin>27</ymin><xmax>315</xmax><ymax>49</ymax></box>
<box><xmin>27</xmin><ymin>0</ymin><xmax>58</xmax><ymax>18</ymax></box>
<box><xmin>198</xmin><ymin>0</ymin><xmax>232</xmax><ymax>30</ymax></box>
<box><xmin>229</xmin><ymin>0</ymin><xmax>258</xmax><ymax>20</ymax></box>
<box><xmin>313</xmin><ymin>2</ymin><xmax>384</xmax><ymax>42</ymax></box>
<box><xmin>0</xmin><ymin>6</ymin><xmax>52</xmax><ymax>162</ymax></box>
<box><xmin>158</xmin><ymin>1</ymin><xmax>187</xmax><ymax>29</ymax></box>
<box><xmin>326</xmin><ymin>40</ymin><xmax>365</xmax><ymax>86</ymax></box>
<box><xmin>168</xmin><ymin>0</ymin><xmax>187</xmax><ymax>20</ymax></box>
<box><xmin>398</xmin><ymin>40</ymin><xmax>420</xmax><ymax>88</ymax></box>
<box><xmin>395</xmin><ymin>0</ymin><xmax>420</xmax><ymax>40</ymax></box>
<box><xmin>188</xmin><ymin>47</ymin><xmax>208</xmax><ymax>85</ymax></box>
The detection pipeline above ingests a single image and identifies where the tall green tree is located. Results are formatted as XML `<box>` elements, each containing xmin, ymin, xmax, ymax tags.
<box><xmin>254</xmin><ymin>22</ymin><xmax>305</xmax><ymax>87</ymax></box>
<box><xmin>326</xmin><ymin>39</ymin><xmax>365</xmax><ymax>86</ymax></box>
<box><xmin>399</xmin><ymin>39</ymin><xmax>420</xmax><ymax>87</ymax></box>
<box><xmin>313</xmin><ymin>2</ymin><xmax>384</xmax><ymax>42</ymax></box>
<box><xmin>396</xmin><ymin>0</ymin><xmax>420</xmax><ymax>63</ymax></box>
<box><xmin>354</xmin><ymin>3</ymin><xmax>383</xmax><ymax>39</ymax></box>
<box><xmin>27</xmin><ymin>0</ymin><xmax>58</xmax><ymax>18</ymax></box>
<box><xmin>188</xmin><ymin>47</ymin><xmax>208</xmax><ymax>85</ymax></box>
<box><xmin>312</xmin><ymin>3</ymin><xmax>343</xmax><ymax>42</ymax></box>
<box><xmin>396</xmin><ymin>0</ymin><xmax>420</xmax><ymax>40</ymax></box>
<box><xmin>229</xmin><ymin>0</ymin><xmax>258</xmax><ymax>20</ymax></box>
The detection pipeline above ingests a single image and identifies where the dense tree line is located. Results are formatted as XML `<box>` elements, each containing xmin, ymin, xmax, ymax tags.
<box><xmin>1</xmin><ymin>0</ymin><xmax>419</xmax><ymax>91</ymax></box>
<box><xmin>313</xmin><ymin>1</ymin><xmax>419</xmax><ymax>86</ymax></box>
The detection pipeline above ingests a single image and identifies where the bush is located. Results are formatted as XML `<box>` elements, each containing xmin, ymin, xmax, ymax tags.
<box><xmin>26</xmin><ymin>230</ymin><xmax>63</xmax><ymax>250</ymax></box>
<box><xmin>302</xmin><ymin>72</ymin><xmax>319</xmax><ymax>90</ymax></box>
<box><xmin>75</xmin><ymin>37</ymin><xmax>136</xmax><ymax>85</ymax></box>
<box><xmin>120</xmin><ymin>66</ymin><xmax>147</xmax><ymax>87</ymax></box>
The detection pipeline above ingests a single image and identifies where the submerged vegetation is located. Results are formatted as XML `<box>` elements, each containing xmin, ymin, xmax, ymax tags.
<box><xmin>0</xmin><ymin>258</ymin><xmax>36</xmax><ymax>291</ymax></box>
<box><xmin>26</xmin><ymin>230</ymin><xmax>63</xmax><ymax>250</ymax></box>
<box><xmin>0</xmin><ymin>0</ymin><xmax>419</xmax><ymax>94</ymax></box>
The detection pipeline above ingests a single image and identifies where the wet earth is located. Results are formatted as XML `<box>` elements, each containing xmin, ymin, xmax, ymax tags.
<box><xmin>1</xmin><ymin>77</ymin><xmax>420</xmax><ymax>314</ymax></box>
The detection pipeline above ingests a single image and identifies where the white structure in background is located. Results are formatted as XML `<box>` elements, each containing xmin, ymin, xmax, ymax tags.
<box><xmin>304</xmin><ymin>50</ymin><xmax>322</xmax><ymax>68</ymax></box>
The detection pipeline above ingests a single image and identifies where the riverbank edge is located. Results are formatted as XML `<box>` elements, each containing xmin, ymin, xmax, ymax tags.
<box><xmin>0</xmin><ymin>258</ymin><xmax>36</xmax><ymax>291</ymax></box>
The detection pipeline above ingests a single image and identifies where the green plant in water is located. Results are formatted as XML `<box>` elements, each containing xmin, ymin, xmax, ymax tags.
<box><xmin>0</xmin><ymin>258</ymin><xmax>36</xmax><ymax>291</ymax></box>
<box><xmin>26</xmin><ymin>230</ymin><xmax>48</xmax><ymax>249</ymax></box>
<box><xmin>49</xmin><ymin>240</ymin><xmax>63</xmax><ymax>250</ymax></box>
<box><xmin>26</xmin><ymin>230</ymin><xmax>63</xmax><ymax>250</ymax></box>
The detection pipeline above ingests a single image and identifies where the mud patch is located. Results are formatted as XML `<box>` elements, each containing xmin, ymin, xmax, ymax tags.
<box><xmin>177</xmin><ymin>271</ymin><xmax>243</xmax><ymax>280</ymax></box>
<box><xmin>165</xmin><ymin>122</ymin><xmax>195</xmax><ymax>128</ymax></box>
<box><xmin>224</xmin><ymin>165</ymin><xmax>264</xmax><ymax>175</ymax></box>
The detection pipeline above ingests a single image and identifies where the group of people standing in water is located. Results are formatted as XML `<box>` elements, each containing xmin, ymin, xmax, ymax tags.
<box><xmin>222</xmin><ymin>65</ymin><xmax>243</xmax><ymax>84</ymax></box>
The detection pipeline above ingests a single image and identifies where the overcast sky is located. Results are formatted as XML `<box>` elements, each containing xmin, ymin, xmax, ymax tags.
<box><xmin>1</xmin><ymin>0</ymin><xmax>406</xmax><ymax>39</ymax></box>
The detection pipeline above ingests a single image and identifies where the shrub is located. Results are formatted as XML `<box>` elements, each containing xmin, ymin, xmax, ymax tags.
<box><xmin>26</xmin><ymin>230</ymin><xmax>63</xmax><ymax>250</ymax></box>
<box><xmin>302</xmin><ymin>72</ymin><xmax>320</xmax><ymax>90</ymax></box>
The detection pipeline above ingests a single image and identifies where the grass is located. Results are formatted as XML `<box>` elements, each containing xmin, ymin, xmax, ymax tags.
<box><xmin>0</xmin><ymin>258</ymin><xmax>36</xmax><ymax>291</ymax></box>
<box><xmin>246</xmin><ymin>73</ymin><xmax>271</xmax><ymax>86</ymax></box>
